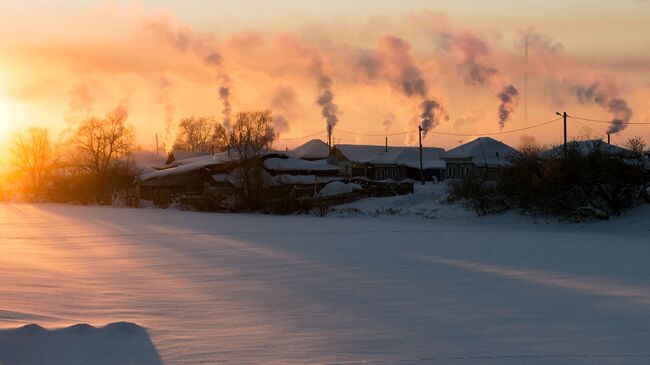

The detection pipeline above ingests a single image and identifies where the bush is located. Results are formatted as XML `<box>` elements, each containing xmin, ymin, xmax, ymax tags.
<box><xmin>499</xmin><ymin>150</ymin><xmax>647</xmax><ymax>220</ymax></box>
<box><xmin>447</xmin><ymin>172</ymin><xmax>506</xmax><ymax>216</ymax></box>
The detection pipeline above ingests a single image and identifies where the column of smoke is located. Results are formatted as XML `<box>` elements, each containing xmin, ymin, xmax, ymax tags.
<box><xmin>204</xmin><ymin>52</ymin><xmax>233</xmax><ymax>131</ymax></box>
<box><xmin>60</xmin><ymin>83</ymin><xmax>94</xmax><ymax>141</ymax></box>
<box><xmin>441</xmin><ymin>32</ymin><xmax>519</xmax><ymax>129</ymax></box>
<box><xmin>574</xmin><ymin>83</ymin><xmax>633</xmax><ymax>134</ymax></box>
<box><xmin>157</xmin><ymin>78</ymin><xmax>176</xmax><ymax>154</ymax></box>
<box><xmin>357</xmin><ymin>36</ymin><xmax>447</xmax><ymax>139</ymax></box>
<box><xmin>270</xmin><ymin>86</ymin><xmax>295</xmax><ymax>134</ymax></box>
<box><xmin>218</xmin><ymin>84</ymin><xmax>232</xmax><ymax>130</ymax></box>
<box><xmin>147</xmin><ymin>21</ymin><xmax>233</xmax><ymax>133</ymax></box>
<box><xmin>311</xmin><ymin>58</ymin><xmax>339</xmax><ymax>141</ymax></box>
<box><xmin>497</xmin><ymin>85</ymin><xmax>519</xmax><ymax>129</ymax></box>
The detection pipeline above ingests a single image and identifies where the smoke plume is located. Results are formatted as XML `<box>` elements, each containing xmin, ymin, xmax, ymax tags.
<box><xmin>574</xmin><ymin>82</ymin><xmax>633</xmax><ymax>134</ymax></box>
<box><xmin>271</xmin><ymin>85</ymin><xmax>298</xmax><ymax>134</ymax></box>
<box><xmin>420</xmin><ymin>99</ymin><xmax>448</xmax><ymax>137</ymax></box>
<box><xmin>441</xmin><ymin>32</ymin><xmax>498</xmax><ymax>86</ymax></box>
<box><xmin>156</xmin><ymin>77</ymin><xmax>176</xmax><ymax>153</ymax></box>
<box><xmin>218</xmin><ymin>75</ymin><xmax>232</xmax><ymax>130</ymax></box>
<box><xmin>497</xmin><ymin>85</ymin><xmax>520</xmax><ymax>129</ymax></box>
<box><xmin>383</xmin><ymin>113</ymin><xmax>396</xmax><ymax>131</ymax></box>
<box><xmin>356</xmin><ymin>36</ymin><xmax>448</xmax><ymax>138</ymax></box>
<box><xmin>311</xmin><ymin>58</ymin><xmax>339</xmax><ymax>136</ymax></box>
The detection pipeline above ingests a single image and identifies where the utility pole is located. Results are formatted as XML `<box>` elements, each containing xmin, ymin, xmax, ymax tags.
<box><xmin>418</xmin><ymin>126</ymin><xmax>424</xmax><ymax>185</ymax></box>
<box><xmin>556</xmin><ymin>111</ymin><xmax>567</xmax><ymax>158</ymax></box>
<box><xmin>155</xmin><ymin>133</ymin><xmax>160</xmax><ymax>156</ymax></box>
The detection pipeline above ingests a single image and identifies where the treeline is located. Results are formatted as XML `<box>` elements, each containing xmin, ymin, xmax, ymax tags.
<box><xmin>2</xmin><ymin>109</ymin><xmax>277</xmax><ymax>205</ymax></box>
<box><xmin>448</xmin><ymin>136</ymin><xmax>649</xmax><ymax>220</ymax></box>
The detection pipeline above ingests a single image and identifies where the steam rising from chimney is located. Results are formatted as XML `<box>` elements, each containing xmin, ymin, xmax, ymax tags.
<box><xmin>497</xmin><ymin>85</ymin><xmax>519</xmax><ymax>129</ymax></box>
<box><xmin>218</xmin><ymin>77</ymin><xmax>232</xmax><ymax>130</ymax></box>
<box><xmin>420</xmin><ymin>99</ymin><xmax>447</xmax><ymax>137</ymax></box>
<box><xmin>441</xmin><ymin>32</ymin><xmax>498</xmax><ymax>86</ymax></box>
<box><xmin>573</xmin><ymin>82</ymin><xmax>633</xmax><ymax>134</ymax></box>
<box><xmin>271</xmin><ymin>85</ymin><xmax>297</xmax><ymax>134</ymax></box>
<box><xmin>157</xmin><ymin>77</ymin><xmax>176</xmax><ymax>154</ymax></box>
<box><xmin>357</xmin><ymin>36</ymin><xmax>448</xmax><ymax>139</ymax></box>
<box><xmin>311</xmin><ymin>58</ymin><xmax>339</xmax><ymax>138</ymax></box>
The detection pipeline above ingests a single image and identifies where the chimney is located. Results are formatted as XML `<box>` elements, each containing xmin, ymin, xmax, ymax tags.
<box><xmin>165</xmin><ymin>151</ymin><xmax>175</xmax><ymax>165</ymax></box>
<box><xmin>607</xmin><ymin>133</ymin><xmax>610</xmax><ymax>144</ymax></box>
<box><xmin>385</xmin><ymin>137</ymin><xmax>388</xmax><ymax>152</ymax></box>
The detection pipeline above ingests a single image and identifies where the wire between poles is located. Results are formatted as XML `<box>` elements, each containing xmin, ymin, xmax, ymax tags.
<box><xmin>569</xmin><ymin>116</ymin><xmax>650</xmax><ymax>125</ymax></box>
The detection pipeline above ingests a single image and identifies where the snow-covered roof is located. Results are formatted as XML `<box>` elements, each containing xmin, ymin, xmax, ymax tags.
<box><xmin>333</xmin><ymin>144</ymin><xmax>389</xmax><ymax>163</ymax></box>
<box><xmin>443</xmin><ymin>137</ymin><xmax>519</xmax><ymax>167</ymax></box>
<box><xmin>263</xmin><ymin>157</ymin><xmax>342</xmax><ymax>172</ymax></box>
<box><xmin>539</xmin><ymin>140</ymin><xmax>636</xmax><ymax>158</ymax></box>
<box><xmin>139</xmin><ymin>152</ymin><xmax>234</xmax><ymax>182</ymax></box>
<box><xmin>289</xmin><ymin>139</ymin><xmax>330</xmax><ymax>160</ymax></box>
<box><xmin>370</xmin><ymin>147</ymin><xmax>446</xmax><ymax>169</ymax></box>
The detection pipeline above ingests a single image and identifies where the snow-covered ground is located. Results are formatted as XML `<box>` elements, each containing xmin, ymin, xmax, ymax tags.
<box><xmin>0</xmin><ymin>199</ymin><xmax>649</xmax><ymax>364</ymax></box>
<box><xmin>331</xmin><ymin>183</ymin><xmax>472</xmax><ymax>219</ymax></box>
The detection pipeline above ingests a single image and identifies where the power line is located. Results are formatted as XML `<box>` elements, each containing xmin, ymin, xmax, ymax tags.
<box><xmin>426</xmin><ymin>117</ymin><xmax>562</xmax><ymax>137</ymax></box>
<box><xmin>334</xmin><ymin>117</ymin><xmax>562</xmax><ymax>139</ymax></box>
<box><xmin>334</xmin><ymin>128</ymin><xmax>416</xmax><ymax>137</ymax></box>
<box><xmin>276</xmin><ymin>129</ymin><xmax>326</xmax><ymax>141</ymax></box>
<box><xmin>569</xmin><ymin>116</ymin><xmax>650</xmax><ymax>125</ymax></box>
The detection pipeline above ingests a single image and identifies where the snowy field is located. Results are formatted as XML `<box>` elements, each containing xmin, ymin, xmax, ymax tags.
<box><xmin>0</xmin><ymin>198</ymin><xmax>650</xmax><ymax>364</ymax></box>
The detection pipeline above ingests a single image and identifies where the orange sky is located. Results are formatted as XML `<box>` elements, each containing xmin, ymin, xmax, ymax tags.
<box><xmin>0</xmin><ymin>1</ymin><xmax>649</xmax><ymax>152</ymax></box>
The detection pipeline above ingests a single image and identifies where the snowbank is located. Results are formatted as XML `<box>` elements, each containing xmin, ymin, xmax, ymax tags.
<box><xmin>0</xmin><ymin>322</ymin><xmax>161</xmax><ymax>365</ymax></box>
<box><xmin>317</xmin><ymin>181</ymin><xmax>362</xmax><ymax>197</ymax></box>
<box><xmin>331</xmin><ymin>183</ymin><xmax>473</xmax><ymax>219</ymax></box>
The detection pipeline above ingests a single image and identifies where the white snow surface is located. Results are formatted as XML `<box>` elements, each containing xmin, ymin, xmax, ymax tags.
<box><xmin>443</xmin><ymin>137</ymin><xmax>519</xmax><ymax>166</ymax></box>
<box><xmin>317</xmin><ymin>181</ymin><xmax>363</xmax><ymax>197</ymax></box>
<box><xmin>0</xmin><ymin>322</ymin><xmax>161</xmax><ymax>365</ymax></box>
<box><xmin>1</xmin><ymin>201</ymin><xmax>650</xmax><ymax>364</ymax></box>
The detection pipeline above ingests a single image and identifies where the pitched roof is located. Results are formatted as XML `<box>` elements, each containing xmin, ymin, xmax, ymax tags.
<box><xmin>290</xmin><ymin>139</ymin><xmax>330</xmax><ymax>160</ymax></box>
<box><xmin>539</xmin><ymin>140</ymin><xmax>636</xmax><ymax>158</ymax></box>
<box><xmin>443</xmin><ymin>137</ymin><xmax>519</xmax><ymax>167</ymax></box>
<box><xmin>370</xmin><ymin>146</ymin><xmax>446</xmax><ymax>169</ymax></box>
<box><xmin>333</xmin><ymin>144</ymin><xmax>391</xmax><ymax>163</ymax></box>
<box><xmin>263</xmin><ymin>157</ymin><xmax>342</xmax><ymax>172</ymax></box>
<box><xmin>138</xmin><ymin>152</ymin><xmax>235</xmax><ymax>181</ymax></box>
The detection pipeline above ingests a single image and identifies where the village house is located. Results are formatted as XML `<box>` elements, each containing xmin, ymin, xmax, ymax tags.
<box><xmin>328</xmin><ymin>143</ymin><xmax>446</xmax><ymax>182</ymax></box>
<box><xmin>442</xmin><ymin>137</ymin><xmax>519</xmax><ymax>179</ymax></box>
<box><xmin>539</xmin><ymin>139</ymin><xmax>637</xmax><ymax>159</ymax></box>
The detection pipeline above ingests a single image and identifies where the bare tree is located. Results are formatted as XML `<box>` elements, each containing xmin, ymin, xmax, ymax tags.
<box><xmin>71</xmin><ymin>108</ymin><xmax>134</xmax><ymax>176</ymax></box>
<box><xmin>9</xmin><ymin>127</ymin><xmax>52</xmax><ymax>197</ymax></box>
<box><xmin>518</xmin><ymin>135</ymin><xmax>544</xmax><ymax>157</ymax></box>
<box><xmin>173</xmin><ymin>116</ymin><xmax>227</xmax><ymax>152</ymax></box>
<box><xmin>228</xmin><ymin>110</ymin><xmax>276</xmax><ymax>209</ymax></box>
<box><xmin>625</xmin><ymin>136</ymin><xmax>647</xmax><ymax>157</ymax></box>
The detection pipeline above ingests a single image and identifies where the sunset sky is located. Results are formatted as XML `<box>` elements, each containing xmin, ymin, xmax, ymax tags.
<box><xmin>0</xmin><ymin>0</ymin><xmax>649</xmax><ymax>151</ymax></box>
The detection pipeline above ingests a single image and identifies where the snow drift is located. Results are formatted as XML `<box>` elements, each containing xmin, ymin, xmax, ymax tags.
<box><xmin>0</xmin><ymin>322</ymin><xmax>162</xmax><ymax>365</ymax></box>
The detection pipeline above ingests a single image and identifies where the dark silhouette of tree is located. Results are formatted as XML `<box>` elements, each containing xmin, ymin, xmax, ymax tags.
<box><xmin>9</xmin><ymin>127</ymin><xmax>52</xmax><ymax>198</ymax></box>
<box><xmin>173</xmin><ymin>116</ymin><xmax>227</xmax><ymax>152</ymax></box>
<box><xmin>228</xmin><ymin>110</ymin><xmax>276</xmax><ymax>209</ymax></box>
<box><xmin>71</xmin><ymin>108</ymin><xmax>134</xmax><ymax>176</ymax></box>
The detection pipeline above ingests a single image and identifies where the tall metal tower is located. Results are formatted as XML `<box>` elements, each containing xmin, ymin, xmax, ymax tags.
<box><xmin>524</xmin><ymin>32</ymin><xmax>529</xmax><ymax>127</ymax></box>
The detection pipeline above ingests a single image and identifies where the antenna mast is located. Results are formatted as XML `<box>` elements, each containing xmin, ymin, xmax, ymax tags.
<box><xmin>524</xmin><ymin>31</ymin><xmax>529</xmax><ymax>128</ymax></box>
